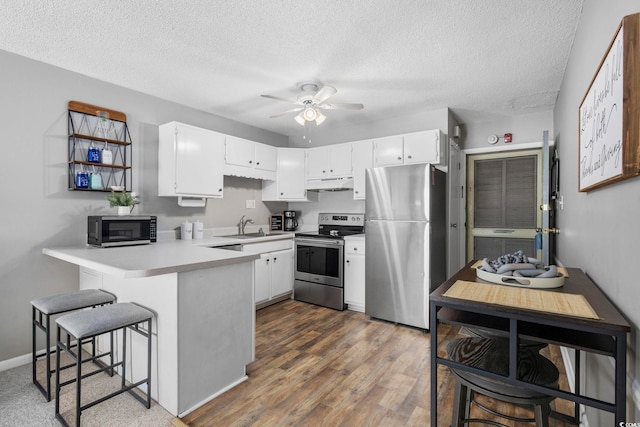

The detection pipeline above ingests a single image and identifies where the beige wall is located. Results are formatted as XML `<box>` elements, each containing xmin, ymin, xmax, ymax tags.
<box><xmin>554</xmin><ymin>1</ymin><xmax>640</xmax><ymax>423</ymax></box>
<box><xmin>0</xmin><ymin>50</ymin><xmax>287</xmax><ymax>362</ymax></box>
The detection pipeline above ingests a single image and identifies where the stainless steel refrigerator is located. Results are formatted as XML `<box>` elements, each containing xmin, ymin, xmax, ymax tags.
<box><xmin>365</xmin><ymin>163</ymin><xmax>446</xmax><ymax>329</ymax></box>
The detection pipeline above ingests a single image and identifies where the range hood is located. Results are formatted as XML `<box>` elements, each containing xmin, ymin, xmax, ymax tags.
<box><xmin>305</xmin><ymin>177</ymin><xmax>354</xmax><ymax>191</ymax></box>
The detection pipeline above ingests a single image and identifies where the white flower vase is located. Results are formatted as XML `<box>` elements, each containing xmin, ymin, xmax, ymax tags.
<box><xmin>117</xmin><ymin>206</ymin><xmax>132</xmax><ymax>216</ymax></box>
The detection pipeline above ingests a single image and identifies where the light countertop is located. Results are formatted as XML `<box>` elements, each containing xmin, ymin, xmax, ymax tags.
<box><xmin>43</xmin><ymin>233</ymin><xmax>294</xmax><ymax>279</ymax></box>
<box><xmin>344</xmin><ymin>233</ymin><xmax>366</xmax><ymax>241</ymax></box>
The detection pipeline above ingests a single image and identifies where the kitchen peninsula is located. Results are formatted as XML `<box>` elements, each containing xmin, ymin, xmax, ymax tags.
<box><xmin>42</xmin><ymin>236</ymin><xmax>278</xmax><ymax>417</ymax></box>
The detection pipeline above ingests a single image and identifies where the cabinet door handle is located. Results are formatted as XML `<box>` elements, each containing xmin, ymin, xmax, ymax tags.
<box><xmin>249</xmin><ymin>160</ymin><xmax>252</xmax><ymax>164</ymax></box>
<box><xmin>323</xmin><ymin>170</ymin><xmax>326</xmax><ymax>174</ymax></box>
<box><xmin>397</xmin><ymin>156</ymin><xmax>402</xmax><ymax>160</ymax></box>
<box><xmin>346</xmin><ymin>260</ymin><xmax>350</xmax><ymax>264</ymax></box>
<box><xmin>330</xmin><ymin>169</ymin><xmax>333</xmax><ymax>172</ymax></box>
<box><xmin>256</xmin><ymin>161</ymin><xmax>260</xmax><ymax>165</ymax></box>
<box><xmin>266</xmin><ymin>259</ymin><xmax>269</xmax><ymax>264</ymax></box>
<box><xmin>407</xmin><ymin>155</ymin><xmax>412</xmax><ymax>159</ymax></box>
<box><xmin>354</xmin><ymin>247</ymin><xmax>358</xmax><ymax>251</ymax></box>
<box><xmin>273</xmin><ymin>257</ymin><xmax>277</xmax><ymax>262</ymax></box>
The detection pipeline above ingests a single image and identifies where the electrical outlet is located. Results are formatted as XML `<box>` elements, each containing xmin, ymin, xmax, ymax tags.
<box><xmin>246</xmin><ymin>200</ymin><xmax>256</xmax><ymax>209</ymax></box>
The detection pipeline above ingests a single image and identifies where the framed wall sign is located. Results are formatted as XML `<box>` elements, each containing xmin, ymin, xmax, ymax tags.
<box><xmin>578</xmin><ymin>13</ymin><xmax>640</xmax><ymax>192</ymax></box>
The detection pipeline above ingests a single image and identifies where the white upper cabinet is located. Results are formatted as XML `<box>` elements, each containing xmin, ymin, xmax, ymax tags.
<box><xmin>262</xmin><ymin>148</ymin><xmax>317</xmax><ymax>202</ymax></box>
<box><xmin>158</xmin><ymin>122</ymin><xmax>224</xmax><ymax>198</ymax></box>
<box><xmin>351</xmin><ymin>139</ymin><xmax>373</xmax><ymax>200</ymax></box>
<box><xmin>403</xmin><ymin>130</ymin><xmax>446</xmax><ymax>165</ymax></box>
<box><xmin>373</xmin><ymin>130</ymin><xmax>446</xmax><ymax>167</ymax></box>
<box><xmin>254</xmin><ymin>143</ymin><xmax>277</xmax><ymax>172</ymax></box>
<box><xmin>306</xmin><ymin>144</ymin><xmax>353</xmax><ymax>179</ymax></box>
<box><xmin>224</xmin><ymin>136</ymin><xmax>277</xmax><ymax>180</ymax></box>
<box><xmin>373</xmin><ymin>135</ymin><xmax>404</xmax><ymax>166</ymax></box>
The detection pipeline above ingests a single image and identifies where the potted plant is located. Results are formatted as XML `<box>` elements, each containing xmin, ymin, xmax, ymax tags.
<box><xmin>106</xmin><ymin>190</ymin><xmax>140</xmax><ymax>215</ymax></box>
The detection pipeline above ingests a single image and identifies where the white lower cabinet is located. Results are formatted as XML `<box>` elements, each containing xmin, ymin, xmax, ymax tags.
<box><xmin>344</xmin><ymin>237</ymin><xmax>366</xmax><ymax>312</ymax></box>
<box><xmin>253</xmin><ymin>249</ymin><xmax>294</xmax><ymax>305</ymax></box>
<box><xmin>243</xmin><ymin>239</ymin><xmax>294</xmax><ymax>307</ymax></box>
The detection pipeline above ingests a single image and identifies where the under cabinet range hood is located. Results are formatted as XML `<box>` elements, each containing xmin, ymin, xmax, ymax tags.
<box><xmin>305</xmin><ymin>177</ymin><xmax>354</xmax><ymax>191</ymax></box>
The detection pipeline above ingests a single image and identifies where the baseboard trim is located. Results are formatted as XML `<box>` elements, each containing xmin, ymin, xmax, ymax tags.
<box><xmin>177</xmin><ymin>375</ymin><xmax>248</xmax><ymax>418</ymax></box>
<box><xmin>0</xmin><ymin>353</ymin><xmax>31</xmax><ymax>372</ymax></box>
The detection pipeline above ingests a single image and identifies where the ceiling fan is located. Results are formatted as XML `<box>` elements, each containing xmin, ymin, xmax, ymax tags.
<box><xmin>261</xmin><ymin>82</ymin><xmax>364</xmax><ymax>126</ymax></box>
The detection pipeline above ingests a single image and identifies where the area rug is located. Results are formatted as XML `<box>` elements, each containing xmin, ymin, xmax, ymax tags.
<box><xmin>0</xmin><ymin>354</ymin><xmax>176</xmax><ymax>427</ymax></box>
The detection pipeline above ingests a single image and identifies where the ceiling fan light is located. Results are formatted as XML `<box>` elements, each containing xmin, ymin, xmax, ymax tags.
<box><xmin>315</xmin><ymin>110</ymin><xmax>327</xmax><ymax>125</ymax></box>
<box><xmin>303</xmin><ymin>106</ymin><xmax>318</xmax><ymax>121</ymax></box>
<box><xmin>294</xmin><ymin>112</ymin><xmax>306</xmax><ymax>126</ymax></box>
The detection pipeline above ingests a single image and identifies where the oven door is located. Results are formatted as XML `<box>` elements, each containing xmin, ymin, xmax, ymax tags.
<box><xmin>294</xmin><ymin>237</ymin><xmax>344</xmax><ymax>288</ymax></box>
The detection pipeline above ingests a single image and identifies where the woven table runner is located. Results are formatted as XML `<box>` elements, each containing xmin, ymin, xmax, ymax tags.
<box><xmin>443</xmin><ymin>280</ymin><xmax>599</xmax><ymax>319</ymax></box>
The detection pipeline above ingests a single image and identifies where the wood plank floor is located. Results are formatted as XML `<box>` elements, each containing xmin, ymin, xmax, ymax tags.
<box><xmin>180</xmin><ymin>300</ymin><xmax>576</xmax><ymax>426</ymax></box>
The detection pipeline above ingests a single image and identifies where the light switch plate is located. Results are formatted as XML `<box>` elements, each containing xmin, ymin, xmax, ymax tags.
<box><xmin>246</xmin><ymin>199</ymin><xmax>256</xmax><ymax>209</ymax></box>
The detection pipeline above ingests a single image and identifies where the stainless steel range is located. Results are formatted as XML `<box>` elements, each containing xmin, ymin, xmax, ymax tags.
<box><xmin>294</xmin><ymin>213</ymin><xmax>365</xmax><ymax>310</ymax></box>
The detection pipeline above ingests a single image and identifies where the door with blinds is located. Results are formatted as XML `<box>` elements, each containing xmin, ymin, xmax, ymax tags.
<box><xmin>466</xmin><ymin>149</ymin><xmax>542</xmax><ymax>262</ymax></box>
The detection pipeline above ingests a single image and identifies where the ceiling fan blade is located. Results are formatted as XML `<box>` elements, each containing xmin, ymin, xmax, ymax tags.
<box><xmin>261</xmin><ymin>94</ymin><xmax>298</xmax><ymax>104</ymax></box>
<box><xmin>319</xmin><ymin>102</ymin><xmax>364</xmax><ymax>110</ymax></box>
<box><xmin>269</xmin><ymin>107</ymin><xmax>303</xmax><ymax>118</ymax></box>
<box><xmin>313</xmin><ymin>85</ymin><xmax>337</xmax><ymax>103</ymax></box>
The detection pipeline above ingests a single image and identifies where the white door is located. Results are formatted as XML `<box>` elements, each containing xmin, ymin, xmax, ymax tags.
<box><xmin>352</xmin><ymin>140</ymin><xmax>373</xmax><ymax>200</ymax></box>
<box><xmin>225</xmin><ymin>136</ymin><xmax>254</xmax><ymax>167</ymax></box>
<box><xmin>254</xmin><ymin>143</ymin><xmax>277</xmax><ymax>172</ymax></box>
<box><xmin>328</xmin><ymin>144</ymin><xmax>353</xmax><ymax>176</ymax></box>
<box><xmin>466</xmin><ymin>149</ymin><xmax>542</xmax><ymax>262</ymax></box>
<box><xmin>306</xmin><ymin>147</ymin><xmax>329</xmax><ymax>179</ymax></box>
<box><xmin>373</xmin><ymin>135</ymin><xmax>404</xmax><ymax>166</ymax></box>
<box><xmin>254</xmin><ymin>254</ymin><xmax>270</xmax><ymax>304</ymax></box>
<box><xmin>270</xmin><ymin>249</ymin><xmax>294</xmax><ymax>297</ymax></box>
<box><xmin>344</xmin><ymin>252</ymin><xmax>365</xmax><ymax>309</ymax></box>
<box><xmin>277</xmin><ymin>149</ymin><xmax>307</xmax><ymax>199</ymax></box>
<box><xmin>447</xmin><ymin>141</ymin><xmax>463</xmax><ymax>277</ymax></box>
<box><xmin>404</xmin><ymin>130</ymin><xmax>441</xmax><ymax>164</ymax></box>
<box><xmin>175</xmin><ymin>125</ymin><xmax>225</xmax><ymax>196</ymax></box>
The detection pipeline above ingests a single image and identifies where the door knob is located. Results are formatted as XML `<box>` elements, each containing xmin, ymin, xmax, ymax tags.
<box><xmin>450</xmin><ymin>223</ymin><xmax>458</xmax><ymax>228</ymax></box>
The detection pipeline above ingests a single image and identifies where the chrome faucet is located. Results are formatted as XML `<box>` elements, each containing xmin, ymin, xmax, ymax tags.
<box><xmin>238</xmin><ymin>215</ymin><xmax>254</xmax><ymax>235</ymax></box>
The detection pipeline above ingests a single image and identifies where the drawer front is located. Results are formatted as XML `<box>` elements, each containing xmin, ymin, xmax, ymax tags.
<box><xmin>243</xmin><ymin>238</ymin><xmax>293</xmax><ymax>253</ymax></box>
<box><xmin>345</xmin><ymin>241</ymin><xmax>365</xmax><ymax>255</ymax></box>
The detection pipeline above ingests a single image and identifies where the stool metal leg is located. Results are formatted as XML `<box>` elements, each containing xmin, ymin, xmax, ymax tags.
<box><xmin>451</xmin><ymin>379</ymin><xmax>466</xmax><ymax>427</ymax></box>
<box><xmin>54</xmin><ymin>326</ymin><xmax>62</xmax><ymax>423</ymax></box>
<box><xmin>146</xmin><ymin>318</ymin><xmax>152</xmax><ymax>408</ymax></box>
<box><xmin>45</xmin><ymin>313</ymin><xmax>51</xmax><ymax>402</ymax></box>
<box><xmin>121</xmin><ymin>327</ymin><xmax>127</xmax><ymax>389</ymax></box>
<box><xmin>76</xmin><ymin>339</ymin><xmax>82</xmax><ymax>427</ymax></box>
<box><xmin>31</xmin><ymin>306</ymin><xmax>37</xmax><ymax>392</ymax></box>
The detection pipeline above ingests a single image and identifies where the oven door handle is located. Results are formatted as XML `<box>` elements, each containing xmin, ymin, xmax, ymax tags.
<box><xmin>295</xmin><ymin>237</ymin><xmax>345</xmax><ymax>247</ymax></box>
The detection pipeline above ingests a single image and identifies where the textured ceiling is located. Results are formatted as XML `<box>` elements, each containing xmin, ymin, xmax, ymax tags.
<box><xmin>0</xmin><ymin>0</ymin><xmax>583</xmax><ymax>138</ymax></box>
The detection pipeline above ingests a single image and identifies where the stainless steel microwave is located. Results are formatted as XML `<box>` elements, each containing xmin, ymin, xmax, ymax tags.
<box><xmin>88</xmin><ymin>215</ymin><xmax>157</xmax><ymax>247</ymax></box>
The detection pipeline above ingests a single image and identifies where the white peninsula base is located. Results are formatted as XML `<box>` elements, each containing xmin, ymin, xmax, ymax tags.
<box><xmin>80</xmin><ymin>262</ymin><xmax>254</xmax><ymax>416</ymax></box>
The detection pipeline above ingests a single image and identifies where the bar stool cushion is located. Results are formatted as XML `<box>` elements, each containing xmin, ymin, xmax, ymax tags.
<box><xmin>31</xmin><ymin>289</ymin><xmax>115</xmax><ymax>315</ymax></box>
<box><xmin>57</xmin><ymin>303</ymin><xmax>153</xmax><ymax>339</ymax></box>
<box><xmin>447</xmin><ymin>337</ymin><xmax>559</xmax><ymax>399</ymax></box>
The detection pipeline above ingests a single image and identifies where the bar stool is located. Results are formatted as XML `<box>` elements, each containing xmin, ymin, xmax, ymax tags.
<box><xmin>55</xmin><ymin>302</ymin><xmax>153</xmax><ymax>427</ymax></box>
<box><xmin>447</xmin><ymin>337</ymin><xmax>560</xmax><ymax>427</ymax></box>
<box><xmin>31</xmin><ymin>289</ymin><xmax>116</xmax><ymax>401</ymax></box>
